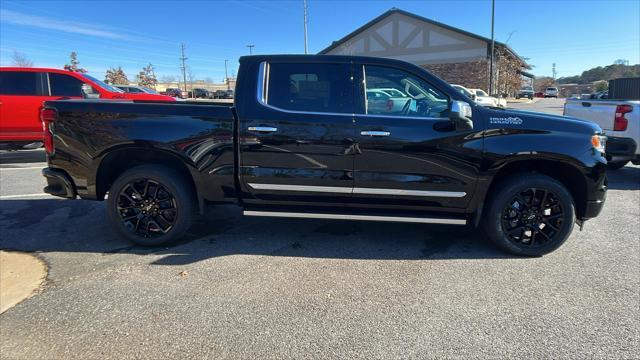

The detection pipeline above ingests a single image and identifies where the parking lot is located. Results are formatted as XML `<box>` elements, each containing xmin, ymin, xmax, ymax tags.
<box><xmin>0</xmin><ymin>98</ymin><xmax>638</xmax><ymax>358</ymax></box>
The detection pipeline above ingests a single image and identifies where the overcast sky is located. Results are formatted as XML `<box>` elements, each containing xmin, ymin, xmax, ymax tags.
<box><xmin>1</xmin><ymin>0</ymin><xmax>638</xmax><ymax>81</ymax></box>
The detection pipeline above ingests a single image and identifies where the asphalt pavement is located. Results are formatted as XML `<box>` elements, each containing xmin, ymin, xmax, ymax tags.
<box><xmin>1</xmin><ymin>98</ymin><xmax>639</xmax><ymax>359</ymax></box>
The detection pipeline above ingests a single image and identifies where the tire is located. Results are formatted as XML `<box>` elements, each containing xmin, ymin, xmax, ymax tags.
<box><xmin>107</xmin><ymin>165</ymin><xmax>195</xmax><ymax>246</ymax></box>
<box><xmin>483</xmin><ymin>173</ymin><xmax>576</xmax><ymax>256</ymax></box>
<box><xmin>607</xmin><ymin>161</ymin><xmax>628</xmax><ymax>170</ymax></box>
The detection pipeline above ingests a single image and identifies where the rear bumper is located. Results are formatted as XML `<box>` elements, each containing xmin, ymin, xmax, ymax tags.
<box><xmin>605</xmin><ymin>136</ymin><xmax>638</xmax><ymax>162</ymax></box>
<box><xmin>42</xmin><ymin>168</ymin><xmax>77</xmax><ymax>199</ymax></box>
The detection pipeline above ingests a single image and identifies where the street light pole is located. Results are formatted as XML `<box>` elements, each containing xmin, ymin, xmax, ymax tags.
<box><xmin>303</xmin><ymin>0</ymin><xmax>309</xmax><ymax>54</ymax></box>
<box><xmin>224</xmin><ymin>59</ymin><xmax>229</xmax><ymax>90</ymax></box>
<box><xmin>488</xmin><ymin>0</ymin><xmax>495</xmax><ymax>95</ymax></box>
<box><xmin>247</xmin><ymin>44</ymin><xmax>255</xmax><ymax>55</ymax></box>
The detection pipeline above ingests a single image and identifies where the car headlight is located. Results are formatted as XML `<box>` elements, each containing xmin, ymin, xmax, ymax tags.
<box><xmin>591</xmin><ymin>134</ymin><xmax>606</xmax><ymax>154</ymax></box>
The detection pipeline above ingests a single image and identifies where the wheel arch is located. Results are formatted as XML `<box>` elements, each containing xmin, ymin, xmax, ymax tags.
<box><xmin>95</xmin><ymin>146</ymin><xmax>201</xmax><ymax>212</ymax></box>
<box><xmin>482</xmin><ymin>158</ymin><xmax>588</xmax><ymax>220</ymax></box>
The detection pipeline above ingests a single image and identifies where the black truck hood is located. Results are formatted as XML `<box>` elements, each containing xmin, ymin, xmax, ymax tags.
<box><xmin>486</xmin><ymin>108</ymin><xmax>602</xmax><ymax>135</ymax></box>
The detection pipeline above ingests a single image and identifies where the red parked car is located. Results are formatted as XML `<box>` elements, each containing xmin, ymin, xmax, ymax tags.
<box><xmin>0</xmin><ymin>67</ymin><xmax>175</xmax><ymax>149</ymax></box>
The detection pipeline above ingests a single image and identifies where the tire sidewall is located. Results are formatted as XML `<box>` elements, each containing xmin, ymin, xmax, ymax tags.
<box><xmin>106</xmin><ymin>165</ymin><xmax>194</xmax><ymax>246</ymax></box>
<box><xmin>484</xmin><ymin>174</ymin><xmax>576</xmax><ymax>256</ymax></box>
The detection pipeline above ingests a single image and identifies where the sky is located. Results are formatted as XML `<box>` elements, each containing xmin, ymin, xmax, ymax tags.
<box><xmin>1</xmin><ymin>0</ymin><xmax>638</xmax><ymax>82</ymax></box>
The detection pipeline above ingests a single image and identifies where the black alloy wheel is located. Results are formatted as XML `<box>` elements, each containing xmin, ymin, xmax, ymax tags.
<box><xmin>116</xmin><ymin>178</ymin><xmax>178</xmax><ymax>238</ymax></box>
<box><xmin>107</xmin><ymin>165</ymin><xmax>195</xmax><ymax>246</ymax></box>
<box><xmin>483</xmin><ymin>173</ymin><xmax>575</xmax><ymax>256</ymax></box>
<box><xmin>501</xmin><ymin>188</ymin><xmax>564</xmax><ymax>248</ymax></box>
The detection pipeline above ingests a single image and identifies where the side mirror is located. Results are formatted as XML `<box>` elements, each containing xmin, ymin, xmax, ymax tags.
<box><xmin>450</xmin><ymin>100</ymin><xmax>473</xmax><ymax>131</ymax></box>
<box><xmin>81</xmin><ymin>84</ymin><xmax>100</xmax><ymax>99</ymax></box>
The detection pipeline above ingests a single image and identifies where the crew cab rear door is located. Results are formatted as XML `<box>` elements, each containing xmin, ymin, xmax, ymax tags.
<box><xmin>0</xmin><ymin>70</ymin><xmax>48</xmax><ymax>142</ymax></box>
<box><xmin>238</xmin><ymin>60</ymin><xmax>355</xmax><ymax>208</ymax></box>
<box><xmin>351</xmin><ymin>63</ymin><xmax>478</xmax><ymax>211</ymax></box>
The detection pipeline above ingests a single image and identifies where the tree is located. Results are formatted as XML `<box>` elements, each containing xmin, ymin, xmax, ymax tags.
<box><xmin>11</xmin><ymin>51</ymin><xmax>33</xmax><ymax>67</ymax></box>
<box><xmin>64</xmin><ymin>51</ymin><xmax>87</xmax><ymax>73</ymax></box>
<box><xmin>534</xmin><ymin>76</ymin><xmax>555</xmax><ymax>92</ymax></box>
<box><xmin>594</xmin><ymin>80</ymin><xmax>608</xmax><ymax>92</ymax></box>
<box><xmin>136</xmin><ymin>63</ymin><xmax>158</xmax><ymax>89</ymax></box>
<box><xmin>104</xmin><ymin>67</ymin><xmax>129</xmax><ymax>85</ymax></box>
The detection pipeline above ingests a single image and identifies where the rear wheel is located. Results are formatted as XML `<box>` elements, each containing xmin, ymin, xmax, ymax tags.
<box><xmin>483</xmin><ymin>173</ymin><xmax>575</xmax><ymax>256</ymax></box>
<box><xmin>107</xmin><ymin>165</ymin><xmax>195</xmax><ymax>246</ymax></box>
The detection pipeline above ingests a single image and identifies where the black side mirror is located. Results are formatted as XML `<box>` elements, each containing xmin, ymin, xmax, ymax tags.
<box><xmin>450</xmin><ymin>100</ymin><xmax>473</xmax><ymax>131</ymax></box>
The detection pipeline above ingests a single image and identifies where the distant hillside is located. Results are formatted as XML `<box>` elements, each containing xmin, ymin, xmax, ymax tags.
<box><xmin>557</xmin><ymin>63</ymin><xmax>639</xmax><ymax>84</ymax></box>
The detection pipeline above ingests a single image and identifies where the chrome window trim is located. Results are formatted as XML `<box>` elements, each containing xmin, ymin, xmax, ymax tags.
<box><xmin>248</xmin><ymin>183</ymin><xmax>466</xmax><ymax>198</ymax></box>
<box><xmin>244</xmin><ymin>211</ymin><xmax>467</xmax><ymax>225</ymax></box>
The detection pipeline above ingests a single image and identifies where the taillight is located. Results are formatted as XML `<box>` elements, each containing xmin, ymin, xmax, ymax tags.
<box><xmin>386</xmin><ymin>99</ymin><xmax>394</xmax><ymax>111</ymax></box>
<box><xmin>614</xmin><ymin>104</ymin><xmax>632</xmax><ymax>131</ymax></box>
<box><xmin>40</xmin><ymin>108</ymin><xmax>57</xmax><ymax>154</ymax></box>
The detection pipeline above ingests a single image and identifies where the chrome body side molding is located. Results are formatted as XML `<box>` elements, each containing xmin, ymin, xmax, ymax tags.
<box><xmin>247</xmin><ymin>183</ymin><xmax>466</xmax><ymax>198</ymax></box>
<box><xmin>243</xmin><ymin>211</ymin><xmax>467</xmax><ymax>225</ymax></box>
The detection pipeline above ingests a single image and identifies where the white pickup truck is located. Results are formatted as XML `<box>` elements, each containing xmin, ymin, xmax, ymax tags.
<box><xmin>564</xmin><ymin>99</ymin><xmax>640</xmax><ymax>169</ymax></box>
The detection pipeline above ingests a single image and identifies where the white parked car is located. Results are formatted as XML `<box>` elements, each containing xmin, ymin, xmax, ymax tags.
<box><xmin>544</xmin><ymin>87</ymin><xmax>559</xmax><ymax>98</ymax></box>
<box><xmin>470</xmin><ymin>88</ymin><xmax>506</xmax><ymax>108</ymax></box>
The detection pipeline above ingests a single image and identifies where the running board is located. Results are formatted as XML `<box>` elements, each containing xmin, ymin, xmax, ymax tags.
<box><xmin>243</xmin><ymin>211</ymin><xmax>467</xmax><ymax>225</ymax></box>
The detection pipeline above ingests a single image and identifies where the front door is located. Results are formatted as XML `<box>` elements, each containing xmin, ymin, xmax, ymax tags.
<box><xmin>352</xmin><ymin>64</ymin><xmax>480</xmax><ymax>212</ymax></box>
<box><xmin>239</xmin><ymin>60</ymin><xmax>355</xmax><ymax>208</ymax></box>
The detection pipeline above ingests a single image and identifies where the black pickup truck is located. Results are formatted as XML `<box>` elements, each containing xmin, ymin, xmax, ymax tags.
<box><xmin>41</xmin><ymin>55</ymin><xmax>607</xmax><ymax>256</ymax></box>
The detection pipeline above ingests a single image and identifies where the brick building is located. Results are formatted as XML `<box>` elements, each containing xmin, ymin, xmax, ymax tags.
<box><xmin>319</xmin><ymin>8</ymin><xmax>531</xmax><ymax>96</ymax></box>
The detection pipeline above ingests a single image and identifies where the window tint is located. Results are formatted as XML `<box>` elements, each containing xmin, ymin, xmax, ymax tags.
<box><xmin>363</xmin><ymin>65</ymin><xmax>449</xmax><ymax>118</ymax></box>
<box><xmin>0</xmin><ymin>72</ymin><xmax>38</xmax><ymax>95</ymax></box>
<box><xmin>49</xmin><ymin>73</ymin><xmax>85</xmax><ymax>97</ymax></box>
<box><xmin>267</xmin><ymin>62</ymin><xmax>352</xmax><ymax>113</ymax></box>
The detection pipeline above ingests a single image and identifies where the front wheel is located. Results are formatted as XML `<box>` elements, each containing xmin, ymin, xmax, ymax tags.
<box><xmin>107</xmin><ymin>165</ymin><xmax>195</xmax><ymax>246</ymax></box>
<box><xmin>483</xmin><ymin>173</ymin><xmax>576</xmax><ymax>256</ymax></box>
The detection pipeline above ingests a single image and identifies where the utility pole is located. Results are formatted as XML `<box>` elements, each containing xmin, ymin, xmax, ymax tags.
<box><xmin>247</xmin><ymin>44</ymin><xmax>255</xmax><ymax>55</ymax></box>
<box><xmin>552</xmin><ymin>63</ymin><xmax>557</xmax><ymax>80</ymax></box>
<box><xmin>179</xmin><ymin>43</ymin><xmax>188</xmax><ymax>93</ymax></box>
<box><xmin>303</xmin><ymin>0</ymin><xmax>309</xmax><ymax>54</ymax></box>
<box><xmin>224</xmin><ymin>59</ymin><xmax>229</xmax><ymax>90</ymax></box>
<box><xmin>488</xmin><ymin>0</ymin><xmax>495</xmax><ymax>94</ymax></box>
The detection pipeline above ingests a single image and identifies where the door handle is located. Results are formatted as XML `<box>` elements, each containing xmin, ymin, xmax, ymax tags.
<box><xmin>360</xmin><ymin>130</ymin><xmax>390</xmax><ymax>137</ymax></box>
<box><xmin>248</xmin><ymin>126</ymin><xmax>277</xmax><ymax>133</ymax></box>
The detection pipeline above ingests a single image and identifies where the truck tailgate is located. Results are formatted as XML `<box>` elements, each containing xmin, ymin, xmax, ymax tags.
<box><xmin>564</xmin><ymin>100</ymin><xmax>617</xmax><ymax>131</ymax></box>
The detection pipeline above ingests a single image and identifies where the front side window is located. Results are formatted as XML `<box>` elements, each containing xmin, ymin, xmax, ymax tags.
<box><xmin>49</xmin><ymin>73</ymin><xmax>85</xmax><ymax>97</ymax></box>
<box><xmin>0</xmin><ymin>72</ymin><xmax>38</xmax><ymax>95</ymax></box>
<box><xmin>363</xmin><ymin>65</ymin><xmax>449</xmax><ymax>118</ymax></box>
<box><xmin>266</xmin><ymin>62</ymin><xmax>352</xmax><ymax>114</ymax></box>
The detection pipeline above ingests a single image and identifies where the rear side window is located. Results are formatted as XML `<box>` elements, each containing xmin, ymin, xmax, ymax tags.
<box><xmin>267</xmin><ymin>62</ymin><xmax>352</xmax><ymax>114</ymax></box>
<box><xmin>49</xmin><ymin>73</ymin><xmax>85</xmax><ymax>97</ymax></box>
<box><xmin>0</xmin><ymin>71</ymin><xmax>38</xmax><ymax>95</ymax></box>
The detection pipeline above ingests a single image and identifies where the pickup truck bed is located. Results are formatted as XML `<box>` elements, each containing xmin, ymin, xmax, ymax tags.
<box><xmin>42</xmin><ymin>55</ymin><xmax>608</xmax><ymax>256</ymax></box>
<box><xmin>564</xmin><ymin>99</ymin><xmax>640</xmax><ymax>168</ymax></box>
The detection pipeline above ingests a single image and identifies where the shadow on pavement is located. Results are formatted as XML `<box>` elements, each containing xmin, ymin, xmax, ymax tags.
<box><xmin>0</xmin><ymin>198</ymin><xmax>516</xmax><ymax>264</ymax></box>
<box><xmin>0</xmin><ymin>149</ymin><xmax>46</xmax><ymax>165</ymax></box>
<box><xmin>606</xmin><ymin>166</ymin><xmax>640</xmax><ymax>190</ymax></box>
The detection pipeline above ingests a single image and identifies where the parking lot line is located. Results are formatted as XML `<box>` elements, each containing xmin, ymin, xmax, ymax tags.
<box><xmin>0</xmin><ymin>166</ymin><xmax>46</xmax><ymax>171</ymax></box>
<box><xmin>0</xmin><ymin>193</ymin><xmax>51</xmax><ymax>199</ymax></box>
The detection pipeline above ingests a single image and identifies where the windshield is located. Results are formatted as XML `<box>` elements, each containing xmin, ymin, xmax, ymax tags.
<box><xmin>547</xmin><ymin>87</ymin><xmax>558</xmax><ymax>91</ymax></box>
<box><xmin>523</xmin><ymin>86</ymin><xmax>533</xmax><ymax>91</ymax></box>
<box><xmin>452</xmin><ymin>85</ymin><xmax>473</xmax><ymax>98</ymax></box>
<box><xmin>475</xmin><ymin>90</ymin><xmax>489</xmax><ymax>97</ymax></box>
<box><xmin>142</xmin><ymin>87</ymin><xmax>158</xmax><ymax>94</ymax></box>
<box><xmin>82</xmin><ymin>74</ymin><xmax>125</xmax><ymax>93</ymax></box>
